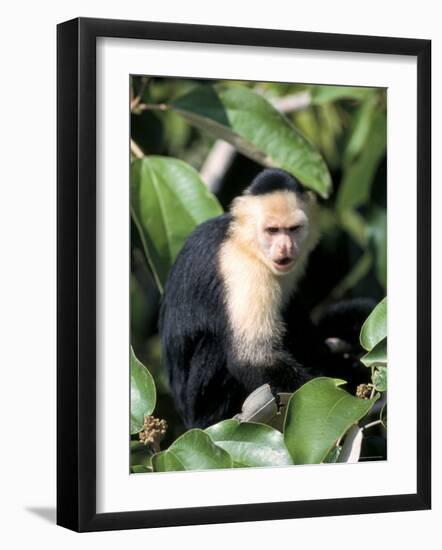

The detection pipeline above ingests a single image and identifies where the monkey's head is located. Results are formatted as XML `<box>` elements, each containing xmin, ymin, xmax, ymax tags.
<box><xmin>230</xmin><ymin>169</ymin><xmax>319</xmax><ymax>277</ymax></box>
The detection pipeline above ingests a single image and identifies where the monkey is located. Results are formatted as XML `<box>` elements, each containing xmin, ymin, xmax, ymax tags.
<box><xmin>159</xmin><ymin>168</ymin><xmax>373</xmax><ymax>429</ymax></box>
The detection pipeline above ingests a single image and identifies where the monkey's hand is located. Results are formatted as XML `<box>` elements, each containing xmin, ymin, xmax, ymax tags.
<box><xmin>226</xmin><ymin>350</ymin><xmax>311</xmax><ymax>396</ymax></box>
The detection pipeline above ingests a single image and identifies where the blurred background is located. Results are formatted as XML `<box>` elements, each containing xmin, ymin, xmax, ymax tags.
<box><xmin>130</xmin><ymin>76</ymin><xmax>387</xmax><ymax>448</ymax></box>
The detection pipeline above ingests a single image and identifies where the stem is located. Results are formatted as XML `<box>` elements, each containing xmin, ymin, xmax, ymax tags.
<box><xmin>150</xmin><ymin>441</ymin><xmax>161</xmax><ymax>454</ymax></box>
<box><xmin>362</xmin><ymin>419</ymin><xmax>382</xmax><ymax>431</ymax></box>
<box><xmin>137</xmin><ymin>103</ymin><xmax>168</xmax><ymax>112</ymax></box>
<box><xmin>131</xmin><ymin>139</ymin><xmax>144</xmax><ymax>159</ymax></box>
<box><xmin>270</xmin><ymin>90</ymin><xmax>311</xmax><ymax>113</ymax></box>
<box><xmin>200</xmin><ymin>141</ymin><xmax>236</xmax><ymax>192</ymax></box>
<box><xmin>130</xmin><ymin>77</ymin><xmax>150</xmax><ymax>111</ymax></box>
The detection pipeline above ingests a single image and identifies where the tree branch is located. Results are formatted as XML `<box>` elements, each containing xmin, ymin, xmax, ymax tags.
<box><xmin>131</xmin><ymin>139</ymin><xmax>144</xmax><ymax>159</ymax></box>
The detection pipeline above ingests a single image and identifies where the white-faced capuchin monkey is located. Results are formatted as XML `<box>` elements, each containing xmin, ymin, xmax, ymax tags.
<box><xmin>159</xmin><ymin>168</ymin><xmax>373</xmax><ymax>428</ymax></box>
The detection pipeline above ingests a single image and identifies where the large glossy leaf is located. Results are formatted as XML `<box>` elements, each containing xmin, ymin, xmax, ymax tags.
<box><xmin>131</xmin><ymin>156</ymin><xmax>223</xmax><ymax>291</ymax></box>
<box><xmin>284</xmin><ymin>378</ymin><xmax>378</xmax><ymax>464</ymax></box>
<box><xmin>205</xmin><ymin>419</ymin><xmax>293</xmax><ymax>468</ymax></box>
<box><xmin>360</xmin><ymin>298</ymin><xmax>387</xmax><ymax>351</ymax></box>
<box><xmin>130</xmin><ymin>347</ymin><xmax>156</xmax><ymax>434</ymax></box>
<box><xmin>152</xmin><ymin>429</ymin><xmax>233</xmax><ymax>472</ymax></box>
<box><xmin>361</xmin><ymin>338</ymin><xmax>387</xmax><ymax>368</ymax></box>
<box><xmin>336</xmin><ymin>110</ymin><xmax>386</xmax><ymax>212</ymax></box>
<box><xmin>170</xmin><ymin>85</ymin><xmax>332</xmax><ymax>198</ymax></box>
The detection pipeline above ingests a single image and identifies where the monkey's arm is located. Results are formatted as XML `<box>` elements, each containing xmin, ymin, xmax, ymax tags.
<box><xmin>226</xmin><ymin>351</ymin><xmax>311</xmax><ymax>396</ymax></box>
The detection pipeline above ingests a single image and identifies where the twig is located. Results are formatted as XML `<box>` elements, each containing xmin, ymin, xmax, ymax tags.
<box><xmin>338</xmin><ymin>425</ymin><xmax>363</xmax><ymax>463</ymax></box>
<box><xmin>137</xmin><ymin>103</ymin><xmax>168</xmax><ymax>112</ymax></box>
<box><xmin>131</xmin><ymin>139</ymin><xmax>144</xmax><ymax>159</ymax></box>
<box><xmin>200</xmin><ymin>141</ymin><xmax>236</xmax><ymax>192</ymax></box>
<box><xmin>271</xmin><ymin>91</ymin><xmax>311</xmax><ymax>113</ymax></box>
<box><xmin>130</xmin><ymin>77</ymin><xmax>151</xmax><ymax>111</ymax></box>
<box><xmin>362</xmin><ymin>419</ymin><xmax>383</xmax><ymax>431</ymax></box>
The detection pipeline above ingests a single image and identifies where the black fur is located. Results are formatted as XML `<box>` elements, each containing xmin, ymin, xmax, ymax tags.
<box><xmin>159</xmin><ymin>214</ymin><xmax>244</xmax><ymax>428</ymax></box>
<box><xmin>246</xmin><ymin>168</ymin><xmax>305</xmax><ymax>197</ymax></box>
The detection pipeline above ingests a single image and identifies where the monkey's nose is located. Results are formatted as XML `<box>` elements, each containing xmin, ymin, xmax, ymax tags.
<box><xmin>279</xmin><ymin>243</ymin><xmax>293</xmax><ymax>256</ymax></box>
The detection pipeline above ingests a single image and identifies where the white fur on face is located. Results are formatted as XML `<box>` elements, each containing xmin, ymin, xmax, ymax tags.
<box><xmin>218</xmin><ymin>190</ymin><xmax>319</xmax><ymax>365</ymax></box>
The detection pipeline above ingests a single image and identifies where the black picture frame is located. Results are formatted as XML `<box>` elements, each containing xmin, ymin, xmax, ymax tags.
<box><xmin>57</xmin><ymin>17</ymin><xmax>431</xmax><ymax>532</ymax></box>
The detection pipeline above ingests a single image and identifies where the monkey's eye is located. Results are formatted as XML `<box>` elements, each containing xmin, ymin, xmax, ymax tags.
<box><xmin>266</xmin><ymin>227</ymin><xmax>279</xmax><ymax>234</ymax></box>
<box><xmin>289</xmin><ymin>225</ymin><xmax>303</xmax><ymax>233</ymax></box>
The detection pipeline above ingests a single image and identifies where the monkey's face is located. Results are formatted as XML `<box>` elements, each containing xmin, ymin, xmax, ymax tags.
<box><xmin>255</xmin><ymin>192</ymin><xmax>309</xmax><ymax>276</ymax></box>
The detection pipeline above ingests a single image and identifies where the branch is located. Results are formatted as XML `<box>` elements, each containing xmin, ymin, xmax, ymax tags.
<box><xmin>271</xmin><ymin>91</ymin><xmax>311</xmax><ymax>113</ymax></box>
<box><xmin>131</xmin><ymin>139</ymin><xmax>144</xmax><ymax>159</ymax></box>
<box><xmin>130</xmin><ymin>77</ymin><xmax>151</xmax><ymax>111</ymax></box>
<box><xmin>136</xmin><ymin>103</ymin><xmax>168</xmax><ymax>112</ymax></box>
<box><xmin>362</xmin><ymin>419</ymin><xmax>383</xmax><ymax>431</ymax></box>
<box><xmin>200</xmin><ymin>141</ymin><xmax>236</xmax><ymax>192</ymax></box>
<box><xmin>338</xmin><ymin>425</ymin><xmax>363</xmax><ymax>463</ymax></box>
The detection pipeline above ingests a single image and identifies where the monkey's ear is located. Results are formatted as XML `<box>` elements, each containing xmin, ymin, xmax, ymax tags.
<box><xmin>230</xmin><ymin>195</ymin><xmax>251</xmax><ymax>220</ymax></box>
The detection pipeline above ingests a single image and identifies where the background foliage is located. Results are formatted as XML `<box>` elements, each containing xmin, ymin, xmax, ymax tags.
<box><xmin>129</xmin><ymin>76</ymin><xmax>387</xmax><ymax>472</ymax></box>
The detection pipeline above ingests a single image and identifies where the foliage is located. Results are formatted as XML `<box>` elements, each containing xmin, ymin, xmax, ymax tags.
<box><xmin>170</xmin><ymin>85</ymin><xmax>332</xmax><ymax>197</ymax></box>
<box><xmin>206</xmin><ymin>419</ymin><xmax>293</xmax><ymax>468</ymax></box>
<box><xmin>360</xmin><ymin>298</ymin><xmax>388</xmax><ymax>409</ymax></box>
<box><xmin>360</xmin><ymin>297</ymin><xmax>387</xmax><ymax>351</ymax></box>
<box><xmin>129</xmin><ymin>76</ymin><xmax>387</xmax><ymax>471</ymax></box>
<box><xmin>130</xmin><ymin>347</ymin><xmax>156</xmax><ymax>434</ymax></box>
<box><xmin>283</xmin><ymin>378</ymin><xmax>378</xmax><ymax>464</ymax></box>
<box><xmin>131</xmin><ymin>156</ymin><xmax>222</xmax><ymax>291</ymax></box>
<box><xmin>152</xmin><ymin>429</ymin><xmax>233</xmax><ymax>472</ymax></box>
<box><xmin>130</xmin><ymin>299</ymin><xmax>387</xmax><ymax>472</ymax></box>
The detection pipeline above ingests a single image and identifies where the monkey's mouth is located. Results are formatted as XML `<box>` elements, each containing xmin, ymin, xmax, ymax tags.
<box><xmin>273</xmin><ymin>257</ymin><xmax>294</xmax><ymax>271</ymax></box>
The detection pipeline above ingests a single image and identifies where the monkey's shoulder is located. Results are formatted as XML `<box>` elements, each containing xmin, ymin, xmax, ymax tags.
<box><xmin>172</xmin><ymin>213</ymin><xmax>231</xmax><ymax>269</ymax></box>
<box><xmin>183</xmin><ymin>213</ymin><xmax>232</xmax><ymax>251</ymax></box>
<box><xmin>162</xmin><ymin>213</ymin><xmax>232</xmax><ymax>307</ymax></box>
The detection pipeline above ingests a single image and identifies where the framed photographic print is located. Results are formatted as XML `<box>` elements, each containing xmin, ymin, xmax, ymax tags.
<box><xmin>57</xmin><ymin>17</ymin><xmax>431</xmax><ymax>532</ymax></box>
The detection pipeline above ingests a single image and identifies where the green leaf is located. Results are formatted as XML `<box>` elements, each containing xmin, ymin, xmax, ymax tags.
<box><xmin>131</xmin><ymin>156</ymin><xmax>223</xmax><ymax>291</ymax></box>
<box><xmin>360</xmin><ymin>297</ymin><xmax>387</xmax><ymax>351</ymax></box>
<box><xmin>205</xmin><ymin>419</ymin><xmax>293</xmax><ymax>468</ymax></box>
<box><xmin>336</xmin><ymin>110</ymin><xmax>386</xmax><ymax>212</ymax></box>
<box><xmin>366</xmin><ymin>206</ymin><xmax>387</xmax><ymax>289</ymax></box>
<box><xmin>130</xmin><ymin>347</ymin><xmax>156</xmax><ymax>434</ymax></box>
<box><xmin>311</xmin><ymin>85</ymin><xmax>374</xmax><ymax>105</ymax></box>
<box><xmin>131</xmin><ymin>465</ymin><xmax>151</xmax><ymax>474</ymax></box>
<box><xmin>323</xmin><ymin>445</ymin><xmax>342</xmax><ymax>463</ymax></box>
<box><xmin>170</xmin><ymin>85</ymin><xmax>332</xmax><ymax>198</ymax></box>
<box><xmin>343</xmin><ymin>93</ymin><xmax>379</xmax><ymax>163</ymax></box>
<box><xmin>130</xmin><ymin>440</ymin><xmax>153</xmax><ymax>469</ymax></box>
<box><xmin>372</xmin><ymin>366</ymin><xmax>387</xmax><ymax>392</ymax></box>
<box><xmin>361</xmin><ymin>338</ymin><xmax>387</xmax><ymax>368</ymax></box>
<box><xmin>283</xmin><ymin>378</ymin><xmax>378</xmax><ymax>465</ymax></box>
<box><xmin>152</xmin><ymin>429</ymin><xmax>233</xmax><ymax>472</ymax></box>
